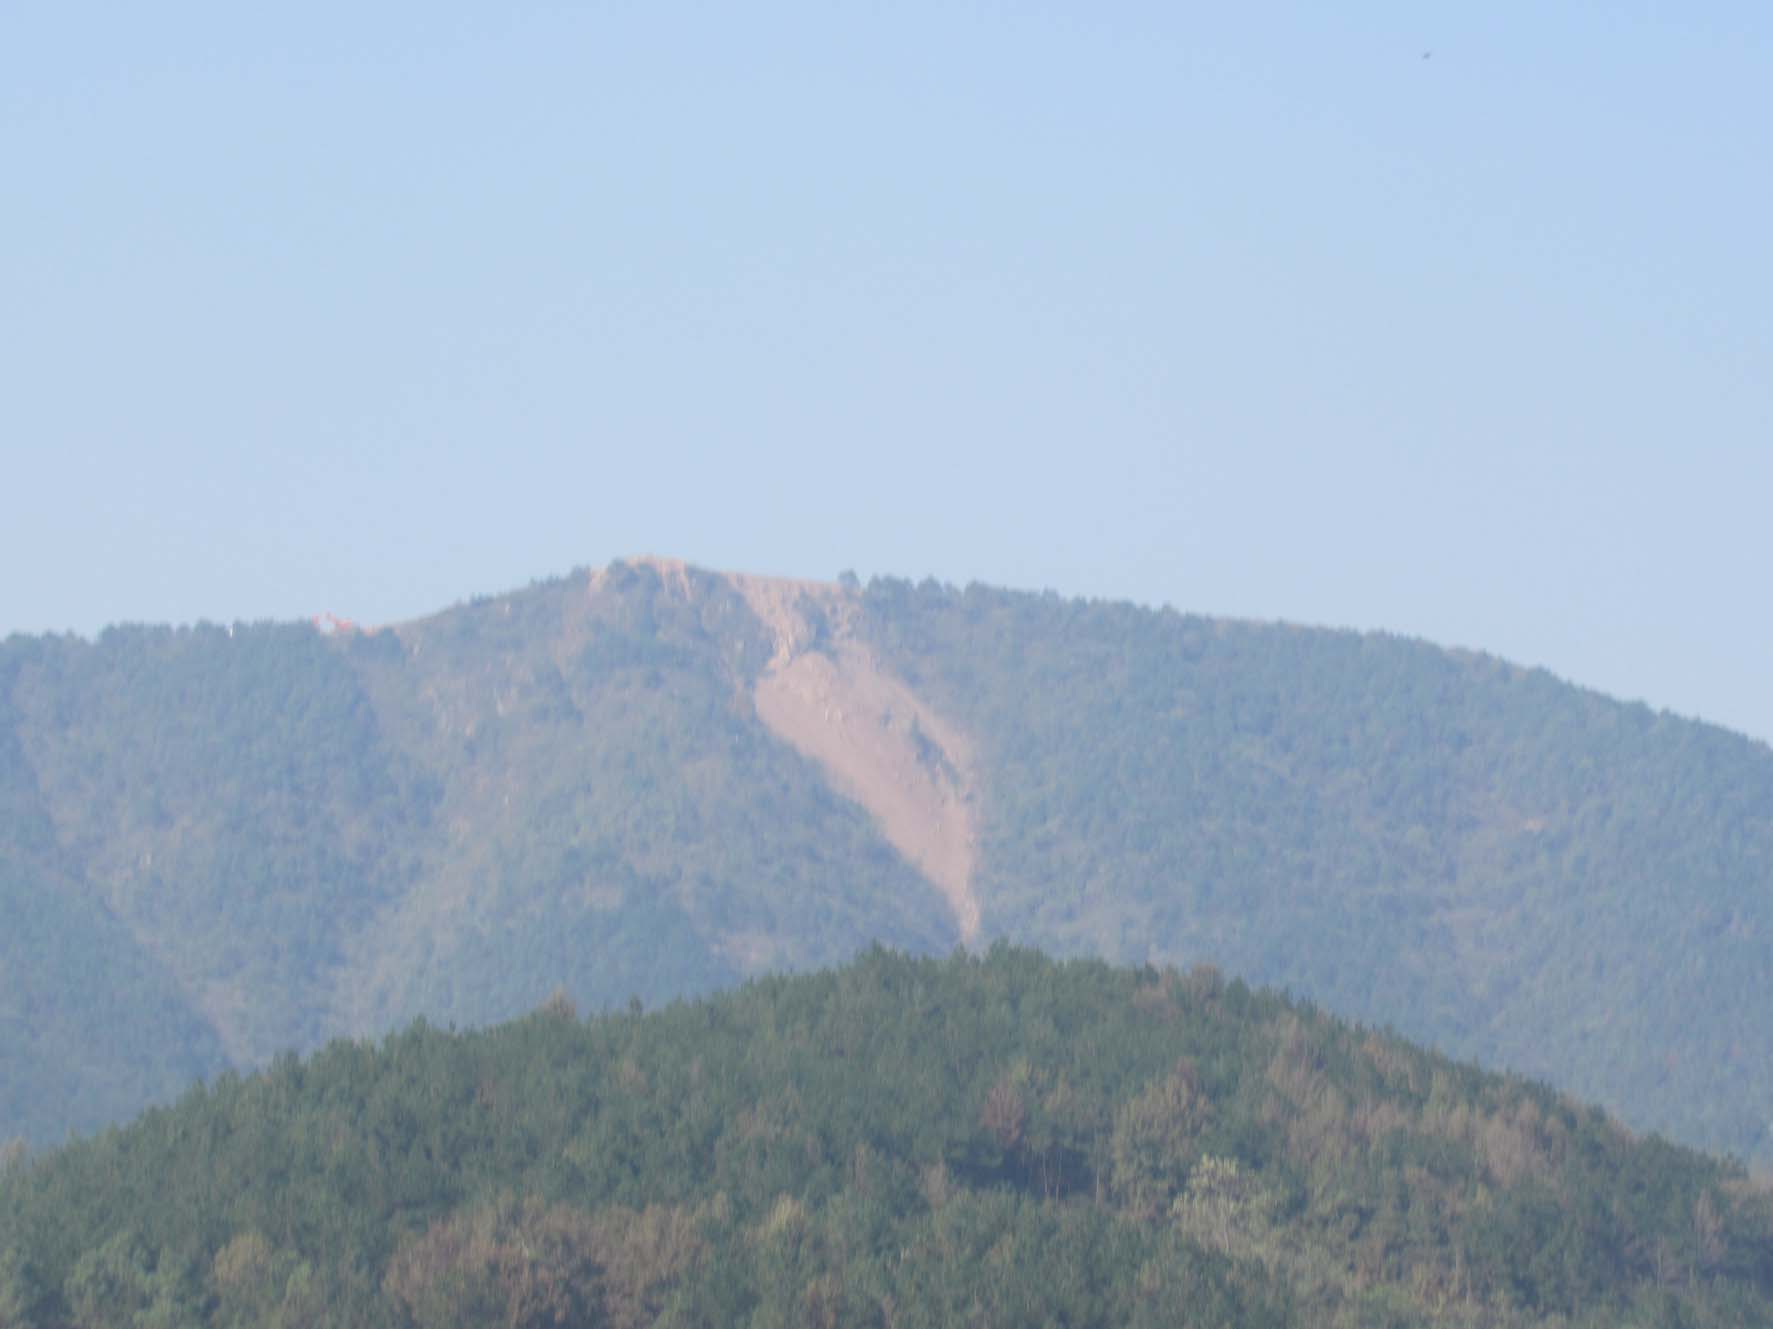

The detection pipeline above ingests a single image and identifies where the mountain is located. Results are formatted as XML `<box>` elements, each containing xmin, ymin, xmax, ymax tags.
<box><xmin>4</xmin><ymin>948</ymin><xmax>1771</xmax><ymax>1328</ymax></box>
<box><xmin>3</xmin><ymin>559</ymin><xmax>1770</xmax><ymax>1167</ymax></box>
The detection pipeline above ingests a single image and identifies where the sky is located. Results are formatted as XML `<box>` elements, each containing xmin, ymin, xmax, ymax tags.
<box><xmin>5</xmin><ymin>2</ymin><xmax>1770</xmax><ymax>743</ymax></box>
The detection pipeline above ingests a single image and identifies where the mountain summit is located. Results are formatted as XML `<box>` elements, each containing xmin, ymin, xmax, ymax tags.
<box><xmin>4</xmin><ymin>559</ymin><xmax>1770</xmax><ymax>1165</ymax></box>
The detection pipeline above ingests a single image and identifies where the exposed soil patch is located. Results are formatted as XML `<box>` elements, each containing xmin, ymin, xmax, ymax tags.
<box><xmin>629</xmin><ymin>561</ymin><xmax>983</xmax><ymax>943</ymax></box>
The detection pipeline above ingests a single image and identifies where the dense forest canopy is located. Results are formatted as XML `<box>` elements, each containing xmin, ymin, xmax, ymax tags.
<box><xmin>4</xmin><ymin>949</ymin><xmax>1770</xmax><ymax>1328</ymax></box>
<box><xmin>3</xmin><ymin>559</ymin><xmax>1770</xmax><ymax>1172</ymax></box>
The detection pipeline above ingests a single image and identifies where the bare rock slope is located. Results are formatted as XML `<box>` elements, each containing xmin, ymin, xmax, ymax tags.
<box><xmin>640</xmin><ymin>558</ymin><xmax>982</xmax><ymax>943</ymax></box>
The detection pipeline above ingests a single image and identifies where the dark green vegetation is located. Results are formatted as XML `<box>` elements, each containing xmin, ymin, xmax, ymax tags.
<box><xmin>3</xmin><ymin>560</ymin><xmax>1772</xmax><ymax>1172</ymax></box>
<box><xmin>4</xmin><ymin>950</ymin><xmax>1771</xmax><ymax>1328</ymax></box>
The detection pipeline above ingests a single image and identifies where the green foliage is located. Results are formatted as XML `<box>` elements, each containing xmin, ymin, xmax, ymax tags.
<box><xmin>0</xmin><ymin>673</ymin><xmax>229</xmax><ymax>1146</ymax></box>
<box><xmin>0</xmin><ymin>566</ymin><xmax>951</xmax><ymax>1147</ymax></box>
<box><xmin>7</xmin><ymin>562</ymin><xmax>1773</xmax><ymax>1181</ymax></box>
<box><xmin>2</xmin><ymin>620</ymin><xmax>436</xmax><ymax>1078</ymax></box>
<box><xmin>3</xmin><ymin>949</ymin><xmax>1770</xmax><ymax>1328</ymax></box>
<box><xmin>381</xmin><ymin>1194</ymin><xmax>609</xmax><ymax>1329</ymax></box>
<box><xmin>1111</xmin><ymin>1059</ymin><xmax>1211</xmax><ymax>1218</ymax></box>
<box><xmin>856</xmin><ymin>577</ymin><xmax>1773</xmax><ymax>1166</ymax></box>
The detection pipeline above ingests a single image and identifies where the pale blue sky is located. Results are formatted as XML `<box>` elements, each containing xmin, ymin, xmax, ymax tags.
<box><xmin>5</xmin><ymin>3</ymin><xmax>1770</xmax><ymax>741</ymax></box>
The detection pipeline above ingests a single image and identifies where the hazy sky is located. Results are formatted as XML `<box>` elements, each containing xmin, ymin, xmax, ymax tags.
<box><xmin>6</xmin><ymin>3</ymin><xmax>1770</xmax><ymax>742</ymax></box>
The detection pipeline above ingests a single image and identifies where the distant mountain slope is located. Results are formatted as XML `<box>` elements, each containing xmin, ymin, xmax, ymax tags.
<box><xmin>2</xmin><ymin>560</ymin><xmax>1770</xmax><ymax>1167</ymax></box>
<box><xmin>0</xmin><ymin>683</ymin><xmax>226</xmax><ymax>1140</ymax></box>
<box><xmin>5</xmin><ymin>949</ymin><xmax>1772</xmax><ymax>1329</ymax></box>
<box><xmin>330</xmin><ymin>562</ymin><xmax>954</xmax><ymax>1040</ymax></box>
<box><xmin>855</xmin><ymin>579</ymin><xmax>1773</xmax><ymax>1166</ymax></box>
<box><xmin>0</xmin><ymin>564</ymin><xmax>954</xmax><ymax>1145</ymax></box>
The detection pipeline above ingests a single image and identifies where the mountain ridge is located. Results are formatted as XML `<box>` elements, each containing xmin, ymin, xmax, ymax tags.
<box><xmin>4</xmin><ymin>558</ymin><xmax>1770</xmax><ymax>1170</ymax></box>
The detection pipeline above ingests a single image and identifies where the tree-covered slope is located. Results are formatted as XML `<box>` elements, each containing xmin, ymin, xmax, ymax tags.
<box><xmin>856</xmin><ymin>579</ymin><xmax>1773</xmax><ymax>1164</ymax></box>
<box><xmin>4</xmin><ymin>623</ymin><xmax>436</xmax><ymax>1070</ymax></box>
<box><xmin>4</xmin><ymin>559</ymin><xmax>1771</xmax><ymax>1170</ymax></box>
<box><xmin>0</xmin><ymin>564</ymin><xmax>951</xmax><ymax>1145</ymax></box>
<box><xmin>327</xmin><ymin>564</ymin><xmax>953</xmax><ymax>1039</ymax></box>
<box><xmin>0</xmin><ymin>673</ymin><xmax>229</xmax><ymax>1146</ymax></box>
<box><xmin>4</xmin><ymin>949</ymin><xmax>1771</xmax><ymax>1328</ymax></box>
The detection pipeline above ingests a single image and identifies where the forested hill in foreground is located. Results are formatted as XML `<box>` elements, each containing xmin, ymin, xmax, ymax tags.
<box><xmin>4</xmin><ymin>559</ymin><xmax>1772</xmax><ymax>1168</ymax></box>
<box><xmin>4</xmin><ymin>950</ymin><xmax>1772</xmax><ymax>1329</ymax></box>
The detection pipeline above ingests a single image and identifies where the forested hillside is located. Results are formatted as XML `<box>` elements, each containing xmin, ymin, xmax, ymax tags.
<box><xmin>4</xmin><ymin>950</ymin><xmax>1770</xmax><ymax>1328</ymax></box>
<box><xmin>4</xmin><ymin>559</ymin><xmax>1771</xmax><ymax>1169</ymax></box>
<box><xmin>856</xmin><ymin>578</ymin><xmax>1773</xmax><ymax>1167</ymax></box>
<box><xmin>0</xmin><ymin>566</ymin><xmax>955</xmax><ymax>1147</ymax></box>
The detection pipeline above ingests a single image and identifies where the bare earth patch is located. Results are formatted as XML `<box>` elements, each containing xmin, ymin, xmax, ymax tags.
<box><xmin>635</xmin><ymin>560</ymin><xmax>982</xmax><ymax>944</ymax></box>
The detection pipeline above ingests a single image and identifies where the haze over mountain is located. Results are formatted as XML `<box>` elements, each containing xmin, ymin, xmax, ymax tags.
<box><xmin>3</xmin><ymin>559</ymin><xmax>1769</xmax><ymax>1170</ymax></box>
